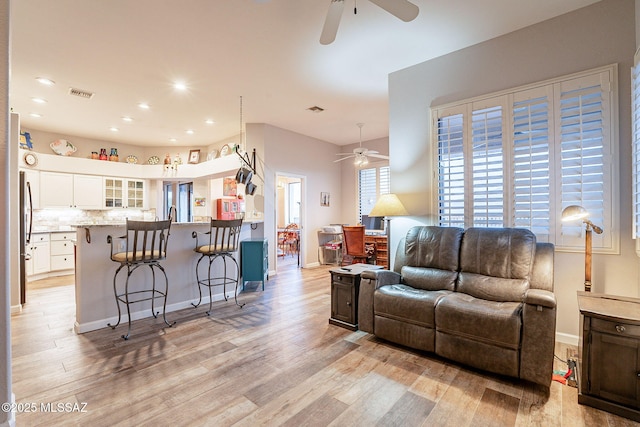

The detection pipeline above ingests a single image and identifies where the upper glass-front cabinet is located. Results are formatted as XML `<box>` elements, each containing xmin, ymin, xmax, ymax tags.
<box><xmin>104</xmin><ymin>178</ymin><xmax>145</xmax><ymax>209</ymax></box>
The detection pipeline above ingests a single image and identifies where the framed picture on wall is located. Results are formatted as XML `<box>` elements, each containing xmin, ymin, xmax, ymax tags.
<box><xmin>188</xmin><ymin>149</ymin><xmax>200</xmax><ymax>164</ymax></box>
<box><xmin>321</xmin><ymin>192</ymin><xmax>330</xmax><ymax>207</ymax></box>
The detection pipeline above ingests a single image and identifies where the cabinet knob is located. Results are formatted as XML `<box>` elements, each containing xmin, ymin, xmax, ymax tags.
<box><xmin>346</xmin><ymin>301</ymin><xmax>351</xmax><ymax>306</ymax></box>
<box><xmin>615</xmin><ymin>325</ymin><xmax>626</xmax><ymax>333</ymax></box>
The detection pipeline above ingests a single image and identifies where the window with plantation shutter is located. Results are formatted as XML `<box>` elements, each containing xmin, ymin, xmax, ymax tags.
<box><xmin>432</xmin><ymin>64</ymin><xmax>617</xmax><ymax>253</ymax></box>
<box><xmin>631</xmin><ymin>55</ymin><xmax>640</xmax><ymax>255</ymax></box>
<box><xmin>471</xmin><ymin>103</ymin><xmax>505</xmax><ymax>227</ymax></box>
<box><xmin>437</xmin><ymin>113</ymin><xmax>465</xmax><ymax>227</ymax></box>
<box><xmin>358</xmin><ymin>164</ymin><xmax>390</xmax><ymax>222</ymax></box>
<box><xmin>512</xmin><ymin>87</ymin><xmax>552</xmax><ymax>241</ymax></box>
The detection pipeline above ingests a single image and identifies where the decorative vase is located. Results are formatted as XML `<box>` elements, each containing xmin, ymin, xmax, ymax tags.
<box><xmin>164</xmin><ymin>154</ymin><xmax>172</xmax><ymax>165</ymax></box>
<box><xmin>91</xmin><ymin>151</ymin><xmax>99</xmax><ymax>160</ymax></box>
<box><xmin>99</xmin><ymin>148</ymin><xmax>108</xmax><ymax>160</ymax></box>
<box><xmin>109</xmin><ymin>148</ymin><xmax>119</xmax><ymax>162</ymax></box>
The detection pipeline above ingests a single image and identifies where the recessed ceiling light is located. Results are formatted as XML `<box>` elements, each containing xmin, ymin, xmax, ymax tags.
<box><xmin>138</xmin><ymin>103</ymin><xmax>150</xmax><ymax>110</ymax></box>
<box><xmin>31</xmin><ymin>97</ymin><xmax>47</xmax><ymax>104</ymax></box>
<box><xmin>173</xmin><ymin>82</ymin><xmax>187</xmax><ymax>91</ymax></box>
<box><xmin>29</xmin><ymin>113</ymin><xmax>42</xmax><ymax>118</ymax></box>
<box><xmin>205</xmin><ymin>119</ymin><xmax>215</xmax><ymax>125</ymax></box>
<box><xmin>169</xmin><ymin>138</ymin><xmax>177</xmax><ymax>143</ymax></box>
<box><xmin>122</xmin><ymin>116</ymin><xmax>133</xmax><ymax>122</ymax></box>
<box><xmin>109</xmin><ymin>127</ymin><xmax>119</xmax><ymax>132</ymax></box>
<box><xmin>36</xmin><ymin>77</ymin><xmax>55</xmax><ymax>86</ymax></box>
<box><xmin>185</xmin><ymin>129</ymin><xmax>194</xmax><ymax>135</ymax></box>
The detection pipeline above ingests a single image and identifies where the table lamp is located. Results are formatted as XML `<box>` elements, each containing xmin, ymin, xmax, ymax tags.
<box><xmin>561</xmin><ymin>205</ymin><xmax>603</xmax><ymax>292</ymax></box>
<box><xmin>369</xmin><ymin>194</ymin><xmax>409</xmax><ymax>269</ymax></box>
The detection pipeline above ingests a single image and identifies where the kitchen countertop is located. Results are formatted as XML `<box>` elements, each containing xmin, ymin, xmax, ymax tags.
<box><xmin>71</xmin><ymin>219</ymin><xmax>264</xmax><ymax>228</ymax></box>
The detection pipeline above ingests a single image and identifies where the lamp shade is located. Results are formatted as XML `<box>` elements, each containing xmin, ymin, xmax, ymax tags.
<box><xmin>562</xmin><ymin>205</ymin><xmax>589</xmax><ymax>221</ymax></box>
<box><xmin>369</xmin><ymin>194</ymin><xmax>408</xmax><ymax>217</ymax></box>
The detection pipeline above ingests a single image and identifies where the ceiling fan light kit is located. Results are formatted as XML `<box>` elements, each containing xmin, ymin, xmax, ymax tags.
<box><xmin>335</xmin><ymin>123</ymin><xmax>389</xmax><ymax>166</ymax></box>
<box><xmin>320</xmin><ymin>0</ymin><xmax>419</xmax><ymax>45</ymax></box>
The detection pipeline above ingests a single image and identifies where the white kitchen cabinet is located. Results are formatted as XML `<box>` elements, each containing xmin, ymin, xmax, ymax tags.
<box><xmin>50</xmin><ymin>232</ymin><xmax>75</xmax><ymax>271</ymax></box>
<box><xmin>29</xmin><ymin>233</ymin><xmax>50</xmax><ymax>276</ymax></box>
<box><xmin>104</xmin><ymin>177</ymin><xmax>146</xmax><ymax>209</ymax></box>
<box><xmin>40</xmin><ymin>172</ymin><xmax>103</xmax><ymax>209</ymax></box>
<box><xmin>73</xmin><ymin>175</ymin><xmax>103</xmax><ymax>209</ymax></box>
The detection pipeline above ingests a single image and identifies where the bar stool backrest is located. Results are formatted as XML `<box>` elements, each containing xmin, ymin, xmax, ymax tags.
<box><xmin>119</xmin><ymin>219</ymin><xmax>172</xmax><ymax>263</ymax></box>
<box><xmin>204</xmin><ymin>219</ymin><xmax>243</xmax><ymax>254</ymax></box>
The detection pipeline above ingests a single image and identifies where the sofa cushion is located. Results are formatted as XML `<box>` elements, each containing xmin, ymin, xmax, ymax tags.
<box><xmin>460</xmin><ymin>227</ymin><xmax>536</xmax><ymax>280</ymax></box>
<box><xmin>458</xmin><ymin>272</ymin><xmax>529</xmax><ymax>302</ymax></box>
<box><xmin>401</xmin><ymin>266</ymin><xmax>458</xmax><ymax>291</ymax></box>
<box><xmin>374</xmin><ymin>284</ymin><xmax>450</xmax><ymax>328</ymax></box>
<box><xmin>405</xmin><ymin>226</ymin><xmax>464</xmax><ymax>271</ymax></box>
<box><xmin>435</xmin><ymin>292</ymin><xmax>523</xmax><ymax>350</ymax></box>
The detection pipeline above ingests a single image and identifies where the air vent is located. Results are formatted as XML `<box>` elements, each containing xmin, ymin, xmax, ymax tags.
<box><xmin>307</xmin><ymin>105</ymin><xmax>324</xmax><ymax>113</ymax></box>
<box><xmin>68</xmin><ymin>87</ymin><xmax>95</xmax><ymax>99</ymax></box>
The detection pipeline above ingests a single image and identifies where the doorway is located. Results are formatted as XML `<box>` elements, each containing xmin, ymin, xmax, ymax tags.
<box><xmin>275</xmin><ymin>174</ymin><xmax>304</xmax><ymax>271</ymax></box>
<box><xmin>164</xmin><ymin>181</ymin><xmax>193</xmax><ymax>222</ymax></box>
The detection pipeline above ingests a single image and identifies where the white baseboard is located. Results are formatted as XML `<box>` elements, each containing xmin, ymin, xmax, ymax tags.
<box><xmin>0</xmin><ymin>393</ymin><xmax>16</xmax><ymax>427</ymax></box>
<box><xmin>555</xmin><ymin>332</ymin><xmax>579</xmax><ymax>346</ymax></box>
<box><xmin>74</xmin><ymin>291</ymin><xmax>234</xmax><ymax>334</ymax></box>
<box><xmin>9</xmin><ymin>305</ymin><xmax>22</xmax><ymax>315</ymax></box>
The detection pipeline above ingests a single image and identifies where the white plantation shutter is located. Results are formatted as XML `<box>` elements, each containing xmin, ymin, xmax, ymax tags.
<box><xmin>471</xmin><ymin>103</ymin><xmax>504</xmax><ymax>227</ymax></box>
<box><xmin>437</xmin><ymin>112</ymin><xmax>465</xmax><ymax>227</ymax></box>
<box><xmin>358</xmin><ymin>165</ymin><xmax>390</xmax><ymax>221</ymax></box>
<box><xmin>432</xmin><ymin>65</ymin><xmax>617</xmax><ymax>253</ymax></box>
<box><xmin>632</xmin><ymin>58</ymin><xmax>640</xmax><ymax>242</ymax></box>
<box><xmin>511</xmin><ymin>87</ymin><xmax>552</xmax><ymax>241</ymax></box>
<box><xmin>555</xmin><ymin>71</ymin><xmax>612</xmax><ymax>250</ymax></box>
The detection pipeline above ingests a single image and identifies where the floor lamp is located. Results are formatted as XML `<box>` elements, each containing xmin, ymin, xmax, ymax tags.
<box><xmin>368</xmin><ymin>194</ymin><xmax>408</xmax><ymax>269</ymax></box>
<box><xmin>561</xmin><ymin>205</ymin><xmax>604</xmax><ymax>292</ymax></box>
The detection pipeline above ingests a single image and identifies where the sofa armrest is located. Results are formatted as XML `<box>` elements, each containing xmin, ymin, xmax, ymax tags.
<box><xmin>520</xmin><ymin>289</ymin><xmax>557</xmax><ymax>387</ymax></box>
<box><xmin>358</xmin><ymin>270</ymin><xmax>401</xmax><ymax>333</ymax></box>
<box><xmin>524</xmin><ymin>289</ymin><xmax>556</xmax><ymax>309</ymax></box>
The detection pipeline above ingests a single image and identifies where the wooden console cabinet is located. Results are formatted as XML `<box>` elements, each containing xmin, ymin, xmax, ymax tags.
<box><xmin>329</xmin><ymin>263</ymin><xmax>382</xmax><ymax>330</ymax></box>
<box><xmin>577</xmin><ymin>292</ymin><xmax>640</xmax><ymax>422</ymax></box>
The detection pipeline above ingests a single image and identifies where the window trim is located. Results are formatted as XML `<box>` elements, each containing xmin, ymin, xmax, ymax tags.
<box><xmin>431</xmin><ymin>64</ymin><xmax>619</xmax><ymax>254</ymax></box>
<box><xmin>356</xmin><ymin>160</ymin><xmax>390</xmax><ymax>223</ymax></box>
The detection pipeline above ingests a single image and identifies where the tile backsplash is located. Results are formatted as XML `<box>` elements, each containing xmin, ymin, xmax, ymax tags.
<box><xmin>32</xmin><ymin>208</ymin><xmax>157</xmax><ymax>230</ymax></box>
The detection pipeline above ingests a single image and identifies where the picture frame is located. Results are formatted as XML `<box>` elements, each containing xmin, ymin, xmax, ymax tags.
<box><xmin>321</xmin><ymin>192</ymin><xmax>330</xmax><ymax>207</ymax></box>
<box><xmin>188</xmin><ymin>149</ymin><xmax>200</xmax><ymax>164</ymax></box>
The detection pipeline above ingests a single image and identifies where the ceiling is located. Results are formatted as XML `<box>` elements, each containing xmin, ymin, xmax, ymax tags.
<box><xmin>9</xmin><ymin>0</ymin><xmax>600</xmax><ymax>147</ymax></box>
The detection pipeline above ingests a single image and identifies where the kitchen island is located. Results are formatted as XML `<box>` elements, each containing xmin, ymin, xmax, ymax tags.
<box><xmin>73</xmin><ymin>221</ymin><xmax>264</xmax><ymax>333</ymax></box>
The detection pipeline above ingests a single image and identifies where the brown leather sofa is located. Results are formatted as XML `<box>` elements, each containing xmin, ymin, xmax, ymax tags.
<box><xmin>359</xmin><ymin>226</ymin><xmax>556</xmax><ymax>387</ymax></box>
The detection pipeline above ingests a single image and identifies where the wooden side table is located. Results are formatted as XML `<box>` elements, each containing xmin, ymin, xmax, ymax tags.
<box><xmin>329</xmin><ymin>263</ymin><xmax>382</xmax><ymax>330</ymax></box>
<box><xmin>577</xmin><ymin>292</ymin><xmax>640</xmax><ymax>422</ymax></box>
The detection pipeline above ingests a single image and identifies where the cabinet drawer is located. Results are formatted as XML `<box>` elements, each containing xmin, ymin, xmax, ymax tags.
<box><xmin>51</xmin><ymin>232</ymin><xmax>75</xmax><ymax>242</ymax></box>
<box><xmin>592</xmin><ymin>318</ymin><xmax>640</xmax><ymax>338</ymax></box>
<box><xmin>332</xmin><ymin>273</ymin><xmax>355</xmax><ymax>286</ymax></box>
<box><xmin>51</xmin><ymin>240</ymin><xmax>74</xmax><ymax>255</ymax></box>
<box><xmin>31</xmin><ymin>233</ymin><xmax>49</xmax><ymax>243</ymax></box>
<box><xmin>51</xmin><ymin>254</ymin><xmax>74</xmax><ymax>271</ymax></box>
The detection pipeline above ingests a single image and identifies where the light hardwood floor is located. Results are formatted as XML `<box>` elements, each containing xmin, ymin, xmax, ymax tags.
<box><xmin>10</xmin><ymin>265</ymin><xmax>640</xmax><ymax>427</ymax></box>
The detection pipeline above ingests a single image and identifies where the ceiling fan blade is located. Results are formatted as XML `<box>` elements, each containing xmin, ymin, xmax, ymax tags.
<box><xmin>334</xmin><ymin>155</ymin><xmax>355</xmax><ymax>163</ymax></box>
<box><xmin>320</xmin><ymin>0</ymin><xmax>345</xmax><ymax>45</ymax></box>
<box><xmin>368</xmin><ymin>153</ymin><xmax>390</xmax><ymax>159</ymax></box>
<box><xmin>368</xmin><ymin>0</ymin><xmax>419</xmax><ymax>22</ymax></box>
<box><xmin>364</xmin><ymin>149</ymin><xmax>379</xmax><ymax>154</ymax></box>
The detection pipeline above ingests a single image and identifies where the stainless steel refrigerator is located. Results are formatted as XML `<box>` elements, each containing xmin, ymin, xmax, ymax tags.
<box><xmin>19</xmin><ymin>171</ymin><xmax>33</xmax><ymax>305</ymax></box>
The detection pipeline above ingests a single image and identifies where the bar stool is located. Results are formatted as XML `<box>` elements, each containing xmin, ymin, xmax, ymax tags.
<box><xmin>107</xmin><ymin>219</ymin><xmax>175</xmax><ymax>340</ymax></box>
<box><xmin>192</xmin><ymin>218</ymin><xmax>244</xmax><ymax>313</ymax></box>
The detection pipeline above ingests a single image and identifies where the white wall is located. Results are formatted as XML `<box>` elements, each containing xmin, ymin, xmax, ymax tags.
<box><xmin>251</xmin><ymin>124</ymin><xmax>344</xmax><ymax>270</ymax></box>
<box><xmin>389</xmin><ymin>0</ymin><xmax>637</xmax><ymax>342</ymax></box>
<box><xmin>1</xmin><ymin>1</ymin><xmax>13</xmax><ymax>425</ymax></box>
<box><xmin>338</xmin><ymin>136</ymin><xmax>389</xmax><ymax>226</ymax></box>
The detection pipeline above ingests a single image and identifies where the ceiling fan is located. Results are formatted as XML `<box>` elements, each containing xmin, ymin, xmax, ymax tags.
<box><xmin>335</xmin><ymin>123</ymin><xmax>389</xmax><ymax>166</ymax></box>
<box><xmin>320</xmin><ymin>0</ymin><xmax>419</xmax><ymax>45</ymax></box>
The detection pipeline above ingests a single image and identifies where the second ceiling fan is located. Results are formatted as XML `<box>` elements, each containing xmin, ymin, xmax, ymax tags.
<box><xmin>335</xmin><ymin>123</ymin><xmax>389</xmax><ymax>166</ymax></box>
<box><xmin>320</xmin><ymin>0</ymin><xmax>420</xmax><ymax>45</ymax></box>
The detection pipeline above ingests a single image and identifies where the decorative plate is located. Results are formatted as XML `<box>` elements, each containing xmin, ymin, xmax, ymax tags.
<box><xmin>220</xmin><ymin>144</ymin><xmax>230</xmax><ymax>156</ymax></box>
<box><xmin>49</xmin><ymin>139</ymin><xmax>77</xmax><ymax>156</ymax></box>
<box><xmin>207</xmin><ymin>150</ymin><xmax>218</xmax><ymax>161</ymax></box>
<box><xmin>126</xmin><ymin>155</ymin><xmax>138</xmax><ymax>164</ymax></box>
<box><xmin>147</xmin><ymin>155</ymin><xmax>160</xmax><ymax>165</ymax></box>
